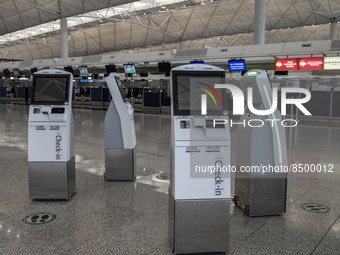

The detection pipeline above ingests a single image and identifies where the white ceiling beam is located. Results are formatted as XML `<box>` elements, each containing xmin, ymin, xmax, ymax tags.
<box><xmin>199</xmin><ymin>3</ymin><xmax>219</xmax><ymax>38</ymax></box>
<box><xmin>314</xmin><ymin>0</ymin><xmax>333</xmax><ymax>18</ymax></box>
<box><xmin>160</xmin><ymin>11</ymin><xmax>174</xmax><ymax>44</ymax></box>
<box><xmin>144</xmin><ymin>16</ymin><xmax>152</xmax><ymax>46</ymax></box>
<box><xmin>180</xmin><ymin>7</ymin><xmax>195</xmax><ymax>40</ymax></box>
<box><xmin>14</xmin><ymin>0</ymin><xmax>61</xmax><ymax>18</ymax></box>
<box><xmin>12</xmin><ymin>0</ymin><xmax>25</xmax><ymax>28</ymax></box>
<box><xmin>221</xmin><ymin>0</ymin><xmax>246</xmax><ymax>35</ymax></box>
<box><xmin>128</xmin><ymin>18</ymin><xmax>133</xmax><ymax>49</ymax></box>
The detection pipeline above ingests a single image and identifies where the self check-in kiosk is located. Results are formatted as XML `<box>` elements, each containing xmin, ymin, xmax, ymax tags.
<box><xmin>169</xmin><ymin>64</ymin><xmax>230</xmax><ymax>254</ymax></box>
<box><xmin>233</xmin><ymin>70</ymin><xmax>288</xmax><ymax>216</ymax></box>
<box><xmin>28</xmin><ymin>69</ymin><xmax>75</xmax><ymax>200</ymax></box>
<box><xmin>104</xmin><ymin>73</ymin><xmax>136</xmax><ymax>181</ymax></box>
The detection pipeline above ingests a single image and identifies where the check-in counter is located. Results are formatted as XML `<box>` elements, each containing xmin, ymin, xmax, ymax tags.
<box><xmin>299</xmin><ymin>90</ymin><xmax>340</xmax><ymax>125</ymax></box>
<box><xmin>332</xmin><ymin>92</ymin><xmax>340</xmax><ymax>118</ymax></box>
<box><xmin>270</xmin><ymin>77</ymin><xmax>340</xmax><ymax>125</ymax></box>
<box><xmin>304</xmin><ymin>91</ymin><xmax>332</xmax><ymax>117</ymax></box>
<box><xmin>16</xmin><ymin>86</ymin><xmax>29</xmax><ymax>103</ymax></box>
<box><xmin>103</xmin><ymin>87</ymin><xmax>111</xmax><ymax>103</ymax></box>
<box><xmin>143</xmin><ymin>88</ymin><xmax>161</xmax><ymax>114</ymax></box>
<box><xmin>0</xmin><ymin>87</ymin><xmax>6</xmax><ymax>100</ymax></box>
<box><xmin>90</xmin><ymin>87</ymin><xmax>104</xmax><ymax>103</ymax></box>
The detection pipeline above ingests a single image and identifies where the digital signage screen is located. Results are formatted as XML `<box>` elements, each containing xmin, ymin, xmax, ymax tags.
<box><xmin>275</xmin><ymin>58</ymin><xmax>299</xmax><ymax>71</ymax></box>
<box><xmin>13</xmin><ymin>68</ymin><xmax>21</xmax><ymax>77</ymax></box>
<box><xmin>298</xmin><ymin>57</ymin><xmax>324</xmax><ymax>71</ymax></box>
<box><xmin>123</xmin><ymin>64</ymin><xmax>136</xmax><ymax>74</ymax></box>
<box><xmin>324</xmin><ymin>57</ymin><xmax>340</xmax><ymax>70</ymax></box>
<box><xmin>79</xmin><ymin>66</ymin><xmax>89</xmax><ymax>76</ymax></box>
<box><xmin>228</xmin><ymin>59</ymin><xmax>246</xmax><ymax>72</ymax></box>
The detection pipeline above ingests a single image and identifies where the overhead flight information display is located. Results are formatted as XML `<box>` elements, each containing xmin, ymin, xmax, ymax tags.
<box><xmin>228</xmin><ymin>59</ymin><xmax>246</xmax><ymax>72</ymax></box>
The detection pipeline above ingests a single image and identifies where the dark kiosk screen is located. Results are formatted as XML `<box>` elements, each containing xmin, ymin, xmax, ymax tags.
<box><xmin>172</xmin><ymin>71</ymin><xmax>226</xmax><ymax>116</ymax></box>
<box><xmin>115</xmin><ymin>77</ymin><xmax>127</xmax><ymax>101</ymax></box>
<box><xmin>32</xmin><ymin>75</ymin><xmax>69</xmax><ymax>104</ymax></box>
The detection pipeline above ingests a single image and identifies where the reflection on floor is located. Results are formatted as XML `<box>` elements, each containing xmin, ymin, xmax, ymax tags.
<box><xmin>0</xmin><ymin>103</ymin><xmax>339</xmax><ymax>255</ymax></box>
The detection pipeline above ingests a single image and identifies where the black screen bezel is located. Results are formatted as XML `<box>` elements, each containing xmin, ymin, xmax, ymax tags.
<box><xmin>158</xmin><ymin>62</ymin><xmax>172</xmax><ymax>73</ymax></box>
<box><xmin>3</xmin><ymin>69</ymin><xmax>10</xmax><ymax>78</ymax></box>
<box><xmin>31</xmin><ymin>67</ymin><xmax>38</xmax><ymax>75</ymax></box>
<box><xmin>31</xmin><ymin>74</ymin><xmax>71</xmax><ymax>105</ymax></box>
<box><xmin>114</xmin><ymin>77</ymin><xmax>127</xmax><ymax>102</ymax></box>
<box><xmin>64</xmin><ymin>66</ymin><xmax>74</xmax><ymax>74</ymax></box>
<box><xmin>172</xmin><ymin>70</ymin><xmax>226</xmax><ymax>116</ymax></box>
<box><xmin>274</xmin><ymin>70</ymin><xmax>288</xmax><ymax>76</ymax></box>
<box><xmin>105</xmin><ymin>64</ymin><xmax>117</xmax><ymax>74</ymax></box>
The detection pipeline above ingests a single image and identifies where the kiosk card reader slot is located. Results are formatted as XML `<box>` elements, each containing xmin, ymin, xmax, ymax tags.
<box><xmin>233</xmin><ymin>70</ymin><xmax>288</xmax><ymax>216</ymax></box>
<box><xmin>28</xmin><ymin>70</ymin><xmax>75</xmax><ymax>200</ymax></box>
<box><xmin>168</xmin><ymin>64</ymin><xmax>230</xmax><ymax>254</ymax></box>
<box><xmin>104</xmin><ymin>73</ymin><xmax>136</xmax><ymax>181</ymax></box>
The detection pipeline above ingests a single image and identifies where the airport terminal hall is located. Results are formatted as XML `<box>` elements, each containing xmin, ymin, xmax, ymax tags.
<box><xmin>2</xmin><ymin>0</ymin><xmax>340</xmax><ymax>254</ymax></box>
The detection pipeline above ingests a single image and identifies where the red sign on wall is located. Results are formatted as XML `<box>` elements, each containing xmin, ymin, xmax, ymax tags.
<box><xmin>298</xmin><ymin>58</ymin><xmax>324</xmax><ymax>70</ymax></box>
<box><xmin>275</xmin><ymin>58</ymin><xmax>299</xmax><ymax>71</ymax></box>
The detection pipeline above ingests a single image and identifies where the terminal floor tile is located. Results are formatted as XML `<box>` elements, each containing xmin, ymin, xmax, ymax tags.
<box><xmin>0</xmin><ymin>103</ymin><xmax>339</xmax><ymax>255</ymax></box>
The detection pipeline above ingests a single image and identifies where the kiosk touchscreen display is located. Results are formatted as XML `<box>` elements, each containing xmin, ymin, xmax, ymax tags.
<box><xmin>32</xmin><ymin>75</ymin><xmax>69</xmax><ymax>104</ymax></box>
<box><xmin>114</xmin><ymin>77</ymin><xmax>127</xmax><ymax>101</ymax></box>
<box><xmin>172</xmin><ymin>71</ymin><xmax>226</xmax><ymax>116</ymax></box>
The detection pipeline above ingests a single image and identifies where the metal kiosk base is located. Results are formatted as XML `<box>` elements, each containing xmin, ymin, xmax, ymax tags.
<box><xmin>105</xmin><ymin>148</ymin><xmax>136</xmax><ymax>181</ymax></box>
<box><xmin>234</xmin><ymin>174</ymin><xmax>287</xmax><ymax>216</ymax></box>
<box><xmin>168</xmin><ymin>189</ymin><xmax>229</xmax><ymax>254</ymax></box>
<box><xmin>28</xmin><ymin>156</ymin><xmax>76</xmax><ymax>200</ymax></box>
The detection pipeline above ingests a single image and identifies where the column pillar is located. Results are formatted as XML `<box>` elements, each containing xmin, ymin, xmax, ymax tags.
<box><xmin>60</xmin><ymin>17</ymin><xmax>68</xmax><ymax>59</ymax></box>
<box><xmin>254</xmin><ymin>0</ymin><xmax>266</xmax><ymax>45</ymax></box>
<box><xmin>330</xmin><ymin>21</ymin><xmax>337</xmax><ymax>40</ymax></box>
<box><xmin>179</xmin><ymin>40</ymin><xmax>185</xmax><ymax>49</ymax></box>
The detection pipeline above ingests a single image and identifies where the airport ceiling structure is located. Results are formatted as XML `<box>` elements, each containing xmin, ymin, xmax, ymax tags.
<box><xmin>0</xmin><ymin>0</ymin><xmax>339</xmax><ymax>60</ymax></box>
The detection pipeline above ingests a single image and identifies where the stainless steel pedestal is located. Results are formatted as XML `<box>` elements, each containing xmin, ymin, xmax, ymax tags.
<box><xmin>234</xmin><ymin>173</ymin><xmax>287</xmax><ymax>216</ymax></box>
<box><xmin>105</xmin><ymin>148</ymin><xmax>136</xmax><ymax>181</ymax></box>
<box><xmin>168</xmin><ymin>189</ymin><xmax>229</xmax><ymax>254</ymax></box>
<box><xmin>28</xmin><ymin>156</ymin><xmax>76</xmax><ymax>200</ymax></box>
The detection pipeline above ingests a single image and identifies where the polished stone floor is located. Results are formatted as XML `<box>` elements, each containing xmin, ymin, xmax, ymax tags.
<box><xmin>0</xmin><ymin>103</ymin><xmax>339</xmax><ymax>255</ymax></box>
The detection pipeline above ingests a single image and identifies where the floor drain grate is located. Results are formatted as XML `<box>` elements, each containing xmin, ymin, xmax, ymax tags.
<box><xmin>23</xmin><ymin>212</ymin><xmax>56</xmax><ymax>225</ymax></box>
<box><xmin>156</xmin><ymin>174</ymin><xmax>170</xmax><ymax>180</ymax></box>
<box><xmin>301</xmin><ymin>203</ymin><xmax>331</xmax><ymax>213</ymax></box>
